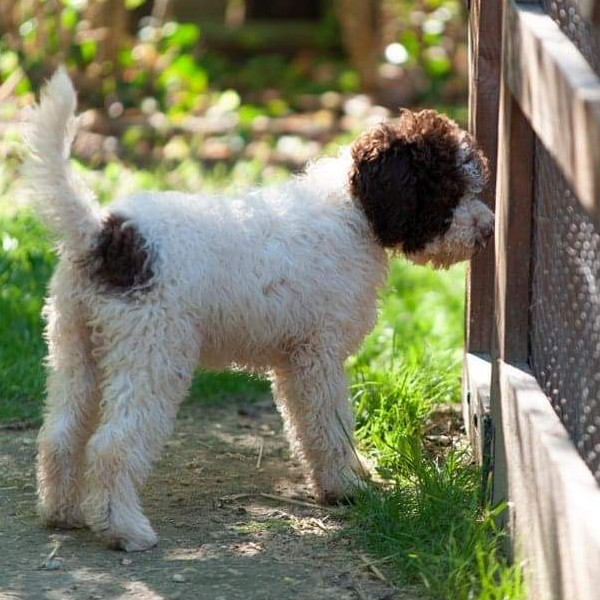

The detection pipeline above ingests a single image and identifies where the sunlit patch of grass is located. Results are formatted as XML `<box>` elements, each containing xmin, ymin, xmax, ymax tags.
<box><xmin>346</xmin><ymin>259</ymin><xmax>524</xmax><ymax>599</ymax></box>
<box><xmin>350</xmin><ymin>259</ymin><xmax>465</xmax><ymax>372</ymax></box>
<box><xmin>0</xmin><ymin>211</ymin><xmax>54</xmax><ymax>424</ymax></box>
<box><xmin>350</xmin><ymin>455</ymin><xmax>524</xmax><ymax>600</ymax></box>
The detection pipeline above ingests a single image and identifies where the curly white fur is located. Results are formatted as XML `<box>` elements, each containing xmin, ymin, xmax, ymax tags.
<box><xmin>22</xmin><ymin>67</ymin><xmax>104</xmax><ymax>255</ymax></box>
<box><xmin>29</xmin><ymin>69</ymin><xmax>493</xmax><ymax>551</ymax></box>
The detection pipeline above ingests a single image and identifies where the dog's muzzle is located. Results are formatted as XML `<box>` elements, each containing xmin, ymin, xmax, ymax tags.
<box><xmin>475</xmin><ymin>221</ymin><xmax>494</xmax><ymax>250</ymax></box>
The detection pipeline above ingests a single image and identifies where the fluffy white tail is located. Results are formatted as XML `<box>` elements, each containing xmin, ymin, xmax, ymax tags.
<box><xmin>22</xmin><ymin>67</ymin><xmax>103</xmax><ymax>254</ymax></box>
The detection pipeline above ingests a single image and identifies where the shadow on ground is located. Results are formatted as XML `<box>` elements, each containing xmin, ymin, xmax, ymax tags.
<box><xmin>0</xmin><ymin>399</ymin><xmax>411</xmax><ymax>600</ymax></box>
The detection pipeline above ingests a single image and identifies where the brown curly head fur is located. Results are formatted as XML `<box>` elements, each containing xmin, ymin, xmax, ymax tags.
<box><xmin>349</xmin><ymin>109</ymin><xmax>488</xmax><ymax>252</ymax></box>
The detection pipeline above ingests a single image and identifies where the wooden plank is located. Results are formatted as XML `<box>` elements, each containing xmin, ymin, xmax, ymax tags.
<box><xmin>465</xmin><ymin>0</ymin><xmax>501</xmax><ymax>354</ymax></box>
<box><xmin>499</xmin><ymin>361</ymin><xmax>600</xmax><ymax>600</ymax></box>
<box><xmin>504</xmin><ymin>0</ymin><xmax>600</xmax><ymax>223</ymax></box>
<box><xmin>493</xmin><ymin>82</ymin><xmax>534</xmax><ymax>363</ymax></box>
<box><xmin>490</xmin><ymin>81</ymin><xmax>534</xmax><ymax>510</ymax></box>
<box><xmin>463</xmin><ymin>0</ymin><xmax>500</xmax><ymax>488</ymax></box>
<box><xmin>490</xmin><ymin>5</ymin><xmax>536</xmax><ymax>507</ymax></box>
<box><xmin>462</xmin><ymin>353</ymin><xmax>493</xmax><ymax>489</ymax></box>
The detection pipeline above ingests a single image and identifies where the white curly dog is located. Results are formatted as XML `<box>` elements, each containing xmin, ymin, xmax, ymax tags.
<box><xmin>24</xmin><ymin>68</ymin><xmax>494</xmax><ymax>551</ymax></box>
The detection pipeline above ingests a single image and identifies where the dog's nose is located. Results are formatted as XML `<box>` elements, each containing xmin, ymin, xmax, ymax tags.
<box><xmin>479</xmin><ymin>221</ymin><xmax>494</xmax><ymax>240</ymax></box>
<box><xmin>475</xmin><ymin>221</ymin><xmax>494</xmax><ymax>249</ymax></box>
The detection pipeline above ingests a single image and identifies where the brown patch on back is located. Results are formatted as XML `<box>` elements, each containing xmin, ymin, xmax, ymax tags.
<box><xmin>88</xmin><ymin>213</ymin><xmax>154</xmax><ymax>292</ymax></box>
<box><xmin>349</xmin><ymin>109</ymin><xmax>488</xmax><ymax>252</ymax></box>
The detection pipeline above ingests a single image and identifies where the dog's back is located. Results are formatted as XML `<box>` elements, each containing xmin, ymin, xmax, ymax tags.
<box><xmin>102</xmin><ymin>178</ymin><xmax>387</xmax><ymax>370</ymax></box>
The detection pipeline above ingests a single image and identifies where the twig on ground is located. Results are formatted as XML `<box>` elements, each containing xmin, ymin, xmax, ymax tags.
<box><xmin>353</xmin><ymin>553</ymin><xmax>398</xmax><ymax>570</ymax></box>
<box><xmin>219</xmin><ymin>491</ymin><xmax>339</xmax><ymax>511</ymax></box>
<box><xmin>190</xmin><ymin>440</ymin><xmax>214</xmax><ymax>449</ymax></box>
<box><xmin>309</xmin><ymin>516</ymin><xmax>330</xmax><ymax>532</ymax></box>
<box><xmin>40</xmin><ymin>542</ymin><xmax>63</xmax><ymax>570</ymax></box>
<box><xmin>359</xmin><ymin>553</ymin><xmax>389</xmax><ymax>583</ymax></box>
<box><xmin>256</xmin><ymin>438</ymin><xmax>264</xmax><ymax>469</ymax></box>
<box><xmin>219</xmin><ymin>493</ymin><xmax>252</xmax><ymax>502</ymax></box>
<box><xmin>258</xmin><ymin>492</ymin><xmax>334</xmax><ymax>510</ymax></box>
<box><xmin>218</xmin><ymin>452</ymin><xmax>249</xmax><ymax>461</ymax></box>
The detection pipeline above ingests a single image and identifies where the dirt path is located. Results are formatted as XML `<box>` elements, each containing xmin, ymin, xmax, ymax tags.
<box><xmin>0</xmin><ymin>398</ymin><xmax>415</xmax><ymax>600</ymax></box>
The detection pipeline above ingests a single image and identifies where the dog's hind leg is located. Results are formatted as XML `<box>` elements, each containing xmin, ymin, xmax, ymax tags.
<box><xmin>272</xmin><ymin>346</ymin><xmax>367</xmax><ymax>504</ymax></box>
<box><xmin>37</xmin><ymin>263</ymin><xmax>100</xmax><ymax>528</ymax></box>
<box><xmin>82</xmin><ymin>308</ymin><xmax>198</xmax><ymax>551</ymax></box>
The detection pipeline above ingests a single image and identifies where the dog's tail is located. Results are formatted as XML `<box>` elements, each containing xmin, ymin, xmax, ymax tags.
<box><xmin>22</xmin><ymin>67</ymin><xmax>103</xmax><ymax>255</ymax></box>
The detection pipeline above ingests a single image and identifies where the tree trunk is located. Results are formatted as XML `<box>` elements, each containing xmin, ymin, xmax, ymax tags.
<box><xmin>0</xmin><ymin>1</ymin><xmax>19</xmax><ymax>49</ymax></box>
<box><xmin>335</xmin><ymin>0</ymin><xmax>382</xmax><ymax>94</ymax></box>
<box><xmin>86</xmin><ymin>0</ymin><xmax>130</xmax><ymax>73</ymax></box>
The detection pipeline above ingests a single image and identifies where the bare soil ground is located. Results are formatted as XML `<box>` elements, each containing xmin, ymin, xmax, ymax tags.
<box><xmin>0</xmin><ymin>398</ymin><xmax>417</xmax><ymax>600</ymax></box>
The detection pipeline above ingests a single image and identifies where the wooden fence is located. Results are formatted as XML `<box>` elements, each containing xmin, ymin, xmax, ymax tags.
<box><xmin>463</xmin><ymin>0</ymin><xmax>600</xmax><ymax>597</ymax></box>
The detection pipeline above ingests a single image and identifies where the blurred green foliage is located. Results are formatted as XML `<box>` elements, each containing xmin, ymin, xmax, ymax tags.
<box><xmin>1</xmin><ymin>2</ymin><xmax>213</xmax><ymax>112</ymax></box>
<box><xmin>0</xmin><ymin>0</ymin><xmax>466</xmax><ymax>114</ymax></box>
<box><xmin>389</xmin><ymin>0</ymin><xmax>466</xmax><ymax>98</ymax></box>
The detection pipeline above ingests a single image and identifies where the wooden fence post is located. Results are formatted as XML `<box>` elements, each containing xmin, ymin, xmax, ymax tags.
<box><xmin>491</xmin><ymin>69</ymin><xmax>535</xmax><ymax>510</ymax></box>
<box><xmin>462</xmin><ymin>0</ymin><xmax>501</xmax><ymax>487</ymax></box>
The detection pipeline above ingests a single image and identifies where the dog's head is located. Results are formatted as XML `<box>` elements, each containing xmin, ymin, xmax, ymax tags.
<box><xmin>349</xmin><ymin>109</ymin><xmax>494</xmax><ymax>269</ymax></box>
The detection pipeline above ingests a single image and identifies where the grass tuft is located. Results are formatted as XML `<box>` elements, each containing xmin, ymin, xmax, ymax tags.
<box><xmin>350</xmin><ymin>450</ymin><xmax>524</xmax><ymax>599</ymax></box>
<box><xmin>346</xmin><ymin>260</ymin><xmax>524</xmax><ymax>600</ymax></box>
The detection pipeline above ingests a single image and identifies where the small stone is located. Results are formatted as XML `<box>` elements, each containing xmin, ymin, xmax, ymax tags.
<box><xmin>121</xmin><ymin>558</ymin><xmax>132</xmax><ymax>566</ymax></box>
<box><xmin>43</xmin><ymin>556</ymin><xmax>63</xmax><ymax>570</ymax></box>
<box><xmin>172</xmin><ymin>573</ymin><xmax>186</xmax><ymax>583</ymax></box>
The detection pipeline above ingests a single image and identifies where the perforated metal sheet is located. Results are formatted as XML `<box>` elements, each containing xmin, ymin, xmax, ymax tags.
<box><xmin>530</xmin><ymin>138</ymin><xmax>600</xmax><ymax>481</ymax></box>
<box><xmin>542</xmin><ymin>0</ymin><xmax>600</xmax><ymax>77</ymax></box>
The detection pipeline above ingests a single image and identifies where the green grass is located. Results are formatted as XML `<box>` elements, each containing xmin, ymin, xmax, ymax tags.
<box><xmin>0</xmin><ymin>212</ymin><xmax>54</xmax><ymax>423</ymax></box>
<box><xmin>346</xmin><ymin>261</ymin><xmax>524</xmax><ymax>599</ymax></box>
<box><xmin>349</xmin><ymin>460</ymin><xmax>524</xmax><ymax>599</ymax></box>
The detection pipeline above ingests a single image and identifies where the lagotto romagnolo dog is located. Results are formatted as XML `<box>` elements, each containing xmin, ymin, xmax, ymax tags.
<box><xmin>23</xmin><ymin>68</ymin><xmax>493</xmax><ymax>551</ymax></box>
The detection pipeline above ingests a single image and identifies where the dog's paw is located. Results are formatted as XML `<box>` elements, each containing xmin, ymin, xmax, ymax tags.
<box><xmin>313</xmin><ymin>461</ymin><xmax>371</xmax><ymax>505</ymax></box>
<box><xmin>104</xmin><ymin>526</ymin><xmax>158</xmax><ymax>552</ymax></box>
<box><xmin>83</xmin><ymin>492</ymin><xmax>158</xmax><ymax>551</ymax></box>
<box><xmin>315</xmin><ymin>479</ymin><xmax>369</xmax><ymax>505</ymax></box>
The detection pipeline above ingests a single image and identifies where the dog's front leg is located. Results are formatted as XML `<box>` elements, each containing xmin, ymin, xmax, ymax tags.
<box><xmin>82</xmin><ymin>314</ymin><xmax>198</xmax><ymax>551</ymax></box>
<box><xmin>272</xmin><ymin>349</ymin><xmax>367</xmax><ymax>504</ymax></box>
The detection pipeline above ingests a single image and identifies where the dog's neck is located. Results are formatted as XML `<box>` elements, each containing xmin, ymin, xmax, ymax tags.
<box><xmin>300</xmin><ymin>148</ymin><xmax>355</xmax><ymax>203</ymax></box>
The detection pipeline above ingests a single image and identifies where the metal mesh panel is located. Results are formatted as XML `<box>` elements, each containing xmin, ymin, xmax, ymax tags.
<box><xmin>541</xmin><ymin>0</ymin><xmax>600</xmax><ymax>77</ymax></box>
<box><xmin>530</xmin><ymin>138</ymin><xmax>600</xmax><ymax>480</ymax></box>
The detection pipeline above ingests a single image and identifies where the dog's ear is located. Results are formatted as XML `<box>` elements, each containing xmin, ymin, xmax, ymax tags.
<box><xmin>349</xmin><ymin>124</ymin><xmax>418</xmax><ymax>249</ymax></box>
<box><xmin>349</xmin><ymin>110</ymin><xmax>473</xmax><ymax>253</ymax></box>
